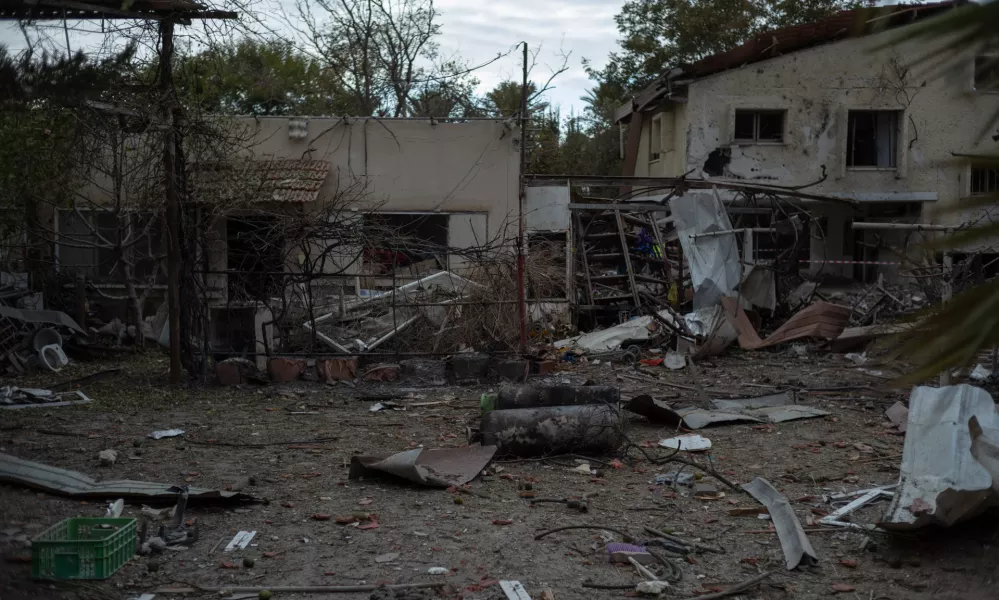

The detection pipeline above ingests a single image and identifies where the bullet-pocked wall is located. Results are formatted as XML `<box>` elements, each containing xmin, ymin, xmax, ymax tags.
<box><xmin>634</xmin><ymin>26</ymin><xmax>999</xmax><ymax>279</ymax></box>
<box><xmin>245</xmin><ymin>117</ymin><xmax>520</xmax><ymax>273</ymax></box>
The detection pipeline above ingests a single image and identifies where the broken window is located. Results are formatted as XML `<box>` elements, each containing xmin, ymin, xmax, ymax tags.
<box><xmin>975</xmin><ymin>54</ymin><xmax>999</xmax><ymax>91</ymax></box>
<box><xmin>649</xmin><ymin>115</ymin><xmax>662</xmax><ymax>161</ymax></box>
<box><xmin>362</xmin><ymin>213</ymin><xmax>449</xmax><ymax>278</ymax></box>
<box><xmin>57</xmin><ymin>209</ymin><xmax>163</xmax><ymax>282</ymax></box>
<box><xmin>847</xmin><ymin>111</ymin><xmax>899</xmax><ymax>168</ymax></box>
<box><xmin>227</xmin><ymin>216</ymin><xmax>285</xmax><ymax>302</ymax></box>
<box><xmin>971</xmin><ymin>166</ymin><xmax>999</xmax><ymax>196</ymax></box>
<box><xmin>733</xmin><ymin>109</ymin><xmax>784</xmax><ymax>143</ymax></box>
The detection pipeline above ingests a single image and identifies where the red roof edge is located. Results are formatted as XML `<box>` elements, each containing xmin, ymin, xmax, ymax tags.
<box><xmin>684</xmin><ymin>2</ymin><xmax>958</xmax><ymax>79</ymax></box>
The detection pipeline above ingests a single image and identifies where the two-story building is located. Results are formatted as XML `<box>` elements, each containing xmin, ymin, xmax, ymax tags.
<box><xmin>615</xmin><ymin>1</ymin><xmax>999</xmax><ymax>283</ymax></box>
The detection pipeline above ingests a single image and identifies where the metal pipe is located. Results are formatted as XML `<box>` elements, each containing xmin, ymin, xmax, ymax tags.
<box><xmin>850</xmin><ymin>222</ymin><xmax>956</xmax><ymax>232</ymax></box>
<box><xmin>516</xmin><ymin>41</ymin><xmax>529</xmax><ymax>354</ymax></box>
<box><xmin>689</xmin><ymin>227</ymin><xmax>776</xmax><ymax>239</ymax></box>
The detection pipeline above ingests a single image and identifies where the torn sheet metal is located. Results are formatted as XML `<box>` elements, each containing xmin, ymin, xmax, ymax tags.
<box><xmin>740</xmin><ymin>265</ymin><xmax>776</xmax><ymax>311</ymax></box>
<box><xmin>748</xmin><ymin>405</ymin><xmax>829</xmax><ymax>423</ymax></box>
<box><xmin>555</xmin><ymin>316</ymin><xmax>656</xmax><ymax>353</ymax></box>
<box><xmin>626</xmin><ymin>395</ymin><xmax>824</xmax><ymax>429</ymax></box>
<box><xmin>883</xmin><ymin>385</ymin><xmax>999</xmax><ymax>530</ymax></box>
<box><xmin>0</xmin><ymin>306</ymin><xmax>85</xmax><ymax>334</ymax></box>
<box><xmin>743</xmin><ymin>477</ymin><xmax>818</xmax><ymax>570</ymax></box>
<box><xmin>670</xmin><ymin>190</ymin><xmax>741</xmax><ymax>310</ymax></box>
<box><xmin>684</xmin><ymin>305</ymin><xmax>738</xmax><ymax>359</ymax></box>
<box><xmin>555</xmin><ymin>307</ymin><xmax>688</xmax><ymax>353</ymax></box>
<box><xmin>676</xmin><ymin>407</ymin><xmax>763</xmax><ymax>429</ymax></box>
<box><xmin>885</xmin><ymin>401</ymin><xmax>909</xmax><ymax>432</ymax></box>
<box><xmin>1</xmin><ymin>389</ymin><xmax>91</xmax><ymax>410</ymax></box>
<box><xmin>349</xmin><ymin>445</ymin><xmax>496</xmax><ymax>487</ymax></box>
<box><xmin>721</xmin><ymin>298</ymin><xmax>850</xmax><ymax>350</ymax></box>
<box><xmin>711</xmin><ymin>392</ymin><xmax>793</xmax><ymax>411</ymax></box>
<box><xmin>0</xmin><ymin>453</ymin><xmax>258</xmax><ymax>503</ymax></box>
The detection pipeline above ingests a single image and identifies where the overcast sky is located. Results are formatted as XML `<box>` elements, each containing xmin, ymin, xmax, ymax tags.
<box><xmin>0</xmin><ymin>0</ymin><xmax>626</xmax><ymax>114</ymax></box>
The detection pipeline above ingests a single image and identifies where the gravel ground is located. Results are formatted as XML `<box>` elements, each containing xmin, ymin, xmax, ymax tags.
<box><xmin>1</xmin><ymin>350</ymin><xmax>998</xmax><ymax>600</ymax></box>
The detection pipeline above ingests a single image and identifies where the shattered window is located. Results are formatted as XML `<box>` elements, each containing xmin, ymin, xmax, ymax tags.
<box><xmin>847</xmin><ymin>110</ymin><xmax>898</xmax><ymax>168</ymax></box>
<box><xmin>971</xmin><ymin>167</ymin><xmax>999</xmax><ymax>196</ymax></box>
<box><xmin>57</xmin><ymin>209</ymin><xmax>162</xmax><ymax>282</ymax></box>
<box><xmin>733</xmin><ymin>109</ymin><xmax>784</xmax><ymax>143</ymax></box>
<box><xmin>975</xmin><ymin>54</ymin><xmax>999</xmax><ymax>91</ymax></box>
<box><xmin>649</xmin><ymin>115</ymin><xmax>663</xmax><ymax>161</ymax></box>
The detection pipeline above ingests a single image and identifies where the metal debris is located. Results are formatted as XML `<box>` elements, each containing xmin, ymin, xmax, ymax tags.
<box><xmin>349</xmin><ymin>445</ymin><xmax>496</xmax><ymax>487</ymax></box>
<box><xmin>0</xmin><ymin>453</ymin><xmax>259</xmax><ymax>503</ymax></box>
<box><xmin>224</xmin><ymin>531</ymin><xmax>256</xmax><ymax>552</ymax></box>
<box><xmin>743</xmin><ymin>477</ymin><xmax>818</xmax><ymax>570</ymax></box>
<box><xmin>883</xmin><ymin>385</ymin><xmax>999</xmax><ymax>530</ymax></box>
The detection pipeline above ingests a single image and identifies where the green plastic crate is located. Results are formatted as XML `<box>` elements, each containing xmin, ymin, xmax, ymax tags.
<box><xmin>31</xmin><ymin>517</ymin><xmax>136</xmax><ymax>580</ymax></box>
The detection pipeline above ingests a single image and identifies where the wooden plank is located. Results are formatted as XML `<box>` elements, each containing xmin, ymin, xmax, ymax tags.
<box><xmin>224</xmin><ymin>531</ymin><xmax>256</xmax><ymax>552</ymax></box>
<box><xmin>499</xmin><ymin>580</ymin><xmax>532</xmax><ymax>600</ymax></box>
<box><xmin>614</xmin><ymin>209</ymin><xmax>642</xmax><ymax>309</ymax></box>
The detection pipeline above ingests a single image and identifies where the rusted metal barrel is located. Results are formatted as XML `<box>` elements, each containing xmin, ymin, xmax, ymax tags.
<box><xmin>480</xmin><ymin>405</ymin><xmax>622</xmax><ymax>457</ymax></box>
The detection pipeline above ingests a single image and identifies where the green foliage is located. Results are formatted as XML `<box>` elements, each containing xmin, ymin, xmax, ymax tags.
<box><xmin>174</xmin><ymin>39</ymin><xmax>353</xmax><ymax>116</ymax></box>
<box><xmin>584</xmin><ymin>0</ymin><xmax>867</xmax><ymax>130</ymax></box>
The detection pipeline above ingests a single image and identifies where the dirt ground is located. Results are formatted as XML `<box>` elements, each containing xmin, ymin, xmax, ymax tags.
<box><xmin>2</xmin><ymin>349</ymin><xmax>998</xmax><ymax>600</ymax></box>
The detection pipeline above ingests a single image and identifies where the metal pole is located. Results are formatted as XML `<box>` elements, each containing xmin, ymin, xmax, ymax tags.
<box><xmin>160</xmin><ymin>19</ymin><xmax>182</xmax><ymax>384</ymax></box>
<box><xmin>940</xmin><ymin>227</ymin><xmax>954</xmax><ymax>387</ymax></box>
<box><xmin>516</xmin><ymin>41</ymin><xmax>528</xmax><ymax>354</ymax></box>
<box><xmin>850</xmin><ymin>222</ymin><xmax>956</xmax><ymax>232</ymax></box>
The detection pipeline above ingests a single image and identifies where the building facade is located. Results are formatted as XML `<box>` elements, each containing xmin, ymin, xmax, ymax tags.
<box><xmin>616</xmin><ymin>2</ymin><xmax>999</xmax><ymax>281</ymax></box>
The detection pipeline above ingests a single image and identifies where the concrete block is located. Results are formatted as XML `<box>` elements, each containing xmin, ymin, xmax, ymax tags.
<box><xmin>495</xmin><ymin>359</ymin><xmax>529</xmax><ymax>383</ymax></box>
<box><xmin>316</xmin><ymin>358</ymin><xmax>358</xmax><ymax>382</ymax></box>
<box><xmin>452</xmin><ymin>353</ymin><xmax>491</xmax><ymax>380</ymax></box>
<box><xmin>400</xmin><ymin>359</ymin><xmax>446</xmax><ymax>381</ymax></box>
<box><xmin>216</xmin><ymin>358</ymin><xmax>257</xmax><ymax>386</ymax></box>
<box><xmin>268</xmin><ymin>357</ymin><xmax>306</xmax><ymax>382</ymax></box>
<box><xmin>534</xmin><ymin>360</ymin><xmax>557</xmax><ymax>376</ymax></box>
<box><xmin>362</xmin><ymin>363</ymin><xmax>400</xmax><ymax>381</ymax></box>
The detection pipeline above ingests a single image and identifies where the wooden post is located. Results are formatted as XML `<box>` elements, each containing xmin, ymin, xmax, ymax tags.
<box><xmin>75</xmin><ymin>273</ymin><xmax>87</xmax><ymax>328</ymax></box>
<box><xmin>160</xmin><ymin>19</ymin><xmax>182</xmax><ymax>384</ymax></box>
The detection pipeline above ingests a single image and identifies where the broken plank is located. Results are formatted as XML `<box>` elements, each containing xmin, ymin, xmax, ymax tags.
<box><xmin>499</xmin><ymin>581</ymin><xmax>533</xmax><ymax>600</ymax></box>
<box><xmin>223</xmin><ymin>531</ymin><xmax>256</xmax><ymax>552</ymax></box>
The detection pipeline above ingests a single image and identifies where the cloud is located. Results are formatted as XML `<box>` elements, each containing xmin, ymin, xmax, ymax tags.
<box><xmin>0</xmin><ymin>0</ymin><xmax>627</xmax><ymax>112</ymax></box>
<box><xmin>434</xmin><ymin>0</ymin><xmax>624</xmax><ymax>111</ymax></box>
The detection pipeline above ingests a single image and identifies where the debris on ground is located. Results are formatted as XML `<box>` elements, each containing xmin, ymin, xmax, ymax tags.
<box><xmin>148</xmin><ymin>429</ymin><xmax>185</xmax><ymax>440</ymax></box>
<box><xmin>349</xmin><ymin>445</ymin><xmax>496</xmax><ymax>487</ymax></box>
<box><xmin>743</xmin><ymin>477</ymin><xmax>818</xmax><ymax>569</ymax></box>
<box><xmin>625</xmin><ymin>393</ymin><xmax>828</xmax><ymax>429</ymax></box>
<box><xmin>883</xmin><ymin>384</ymin><xmax>999</xmax><ymax>530</ymax></box>
<box><xmin>480</xmin><ymin>405</ymin><xmax>622</xmax><ymax>457</ymax></box>
<box><xmin>0</xmin><ymin>453</ymin><xmax>259</xmax><ymax>502</ymax></box>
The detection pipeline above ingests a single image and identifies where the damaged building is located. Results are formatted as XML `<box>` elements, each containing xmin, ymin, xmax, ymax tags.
<box><xmin>614</xmin><ymin>1</ymin><xmax>999</xmax><ymax>283</ymax></box>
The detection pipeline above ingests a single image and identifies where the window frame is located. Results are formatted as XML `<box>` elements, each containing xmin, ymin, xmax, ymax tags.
<box><xmin>974</xmin><ymin>52</ymin><xmax>999</xmax><ymax>92</ymax></box>
<box><xmin>846</xmin><ymin>109</ymin><xmax>900</xmax><ymax>170</ymax></box>
<box><xmin>649</xmin><ymin>114</ymin><xmax>663</xmax><ymax>162</ymax></box>
<box><xmin>732</xmin><ymin>109</ymin><xmax>786</xmax><ymax>144</ymax></box>
<box><xmin>54</xmin><ymin>207</ymin><xmax>164</xmax><ymax>284</ymax></box>
<box><xmin>970</xmin><ymin>165</ymin><xmax>999</xmax><ymax>196</ymax></box>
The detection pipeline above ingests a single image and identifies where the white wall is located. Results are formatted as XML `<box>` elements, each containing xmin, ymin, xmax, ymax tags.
<box><xmin>676</xmin><ymin>29</ymin><xmax>999</xmax><ymax>214</ymax></box>
<box><xmin>246</xmin><ymin>117</ymin><xmax>520</xmax><ymax>246</ymax></box>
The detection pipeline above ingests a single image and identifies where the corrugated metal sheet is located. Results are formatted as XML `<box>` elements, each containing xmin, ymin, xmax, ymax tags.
<box><xmin>685</xmin><ymin>2</ymin><xmax>957</xmax><ymax>79</ymax></box>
